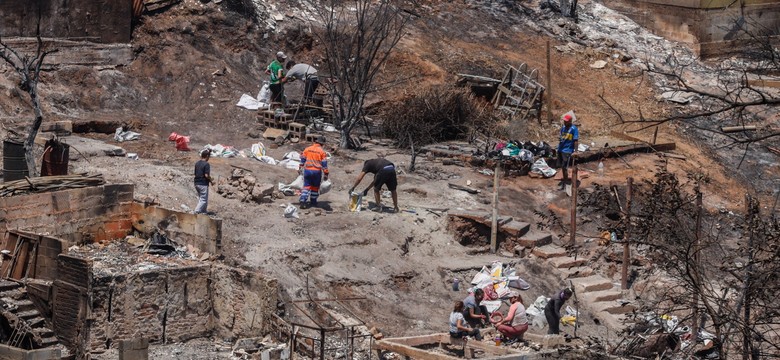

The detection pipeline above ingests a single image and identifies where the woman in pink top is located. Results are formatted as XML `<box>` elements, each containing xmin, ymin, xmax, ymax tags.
<box><xmin>497</xmin><ymin>291</ymin><xmax>529</xmax><ymax>341</ymax></box>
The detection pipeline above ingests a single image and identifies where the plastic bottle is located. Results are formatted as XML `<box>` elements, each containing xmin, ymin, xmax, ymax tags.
<box><xmin>597</xmin><ymin>161</ymin><xmax>604</xmax><ymax>177</ymax></box>
<box><xmin>452</xmin><ymin>278</ymin><xmax>460</xmax><ymax>291</ymax></box>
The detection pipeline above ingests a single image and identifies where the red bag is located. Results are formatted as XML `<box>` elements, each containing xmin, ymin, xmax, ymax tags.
<box><xmin>168</xmin><ymin>132</ymin><xmax>191</xmax><ymax>151</ymax></box>
<box><xmin>482</xmin><ymin>284</ymin><xmax>499</xmax><ymax>301</ymax></box>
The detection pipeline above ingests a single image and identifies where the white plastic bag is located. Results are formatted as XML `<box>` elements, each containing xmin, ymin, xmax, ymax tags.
<box><xmin>259</xmin><ymin>156</ymin><xmax>276</xmax><ymax>165</ymax></box>
<box><xmin>349</xmin><ymin>192</ymin><xmax>363</xmax><ymax>212</ymax></box>
<box><xmin>319</xmin><ymin>179</ymin><xmax>332</xmax><ymax>194</ymax></box>
<box><xmin>284</xmin><ymin>204</ymin><xmax>299</xmax><ymax>219</ymax></box>
<box><xmin>258</xmin><ymin>82</ymin><xmax>271</xmax><ymax>104</ymax></box>
<box><xmin>289</xmin><ymin>175</ymin><xmax>304</xmax><ymax>190</ymax></box>
<box><xmin>251</xmin><ymin>142</ymin><xmax>266</xmax><ymax>158</ymax></box>
<box><xmin>531</xmin><ymin>158</ymin><xmax>557</xmax><ymax>178</ymax></box>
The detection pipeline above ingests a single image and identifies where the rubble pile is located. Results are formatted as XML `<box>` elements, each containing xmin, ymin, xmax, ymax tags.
<box><xmin>217</xmin><ymin>168</ymin><xmax>276</xmax><ymax>203</ymax></box>
<box><xmin>67</xmin><ymin>236</ymin><xmax>206</xmax><ymax>278</ymax></box>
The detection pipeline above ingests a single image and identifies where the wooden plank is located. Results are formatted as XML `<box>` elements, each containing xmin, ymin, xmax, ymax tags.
<box><xmin>721</xmin><ymin>125</ymin><xmax>756</xmax><ymax>133</ymax></box>
<box><xmin>609</xmin><ymin>130</ymin><xmax>646</xmax><ymax>144</ymax></box>
<box><xmin>380</xmin><ymin>334</ymin><xmax>447</xmax><ymax>347</ymax></box>
<box><xmin>747</xmin><ymin>79</ymin><xmax>780</xmax><ymax>88</ymax></box>
<box><xmin>374</xmin><ymin>340</ymin><xmax>461</xmax><ymax>360</ymax></box>
<box><xmin>10</xmin><ymin>239</ymin><xmax>29</xmax><ymax>280</ymax></box>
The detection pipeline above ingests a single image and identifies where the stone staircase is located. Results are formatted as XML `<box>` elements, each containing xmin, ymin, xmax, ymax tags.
<box><xmin>0</xmin><ymin>280</ymin><xmax>58</xmax><ymax>348</ymax></box>
<box><xmin>531</xmin><ymin>244</ymin><xmax>635</xmax><ymax>329</ymax></box>
<box><xmin>447</xmin><ymin>211</ymin><xmax>635</xmax><ymax>329</ymax></box>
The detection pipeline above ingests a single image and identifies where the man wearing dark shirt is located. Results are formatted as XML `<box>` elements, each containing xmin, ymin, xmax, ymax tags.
<box><xmin>194</xmin><ymin>149</ymin><xmax>213</xmax><ymax>214</ymax></box>
<box><xmin>544</xmin><ymin>288</ymin><xmax>573</xmax><ymax>335</ymax></box>
<box><xmin>349</xmin><ymin>158</ymin><xmax>399</xmax><ymax>213</ymax></box>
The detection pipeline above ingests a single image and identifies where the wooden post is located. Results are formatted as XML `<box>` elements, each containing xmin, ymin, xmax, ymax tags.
<box><xmin>691</xmin><ymin>192</ymin><xmax>703</xmax><ymax>344</ymax></box>
<box><xmin>569</xmin><ymin>161</ymin><xmax>578</xmax><ymax>246</ymax></box>
<box><xmin>622</xmin><ymin>177</ymin><xmax>633</xmax><ymax>290</ymax></box>
<box><xmin>490</xmin><ymin>162</ymin><xmax>501</xmax><ymax>253</ymax></box>
<box><xmin>652</xmin><ymin>126</ymin><xmax>659</xmax><ymax>145</ymax></box>
<box><xmin>546</xmin><ymin>40</ymin><xmax>553</xmax><ymax>125</ymax></box>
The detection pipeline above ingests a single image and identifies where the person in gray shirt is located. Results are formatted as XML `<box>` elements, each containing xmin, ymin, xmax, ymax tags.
<box><xmin>285</xmin><ymin>62</ymin><xmax>319</xmax><ymax>103</ymax></box>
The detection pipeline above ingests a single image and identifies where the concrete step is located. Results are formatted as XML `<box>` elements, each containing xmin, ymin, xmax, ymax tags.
<box><xmin>28</xmin><ymin>317</ymin><xmax>45</xmax><ymax>327</ymax></box>
<box><xmin>0</xmin><ymin>280</ymin><xmax>21</xmax><ymax>292</ymax></box>
<box><xmin>581</xmin><ymin>289</ymin><xmax>624</xmax><ymax>303</ymax></box>
<box><xmin>502</xmin><ymin>220</ymin><xmax>530</xmax><ymax>237</ymax></box>
<box><xmin>17</xmin><ymin>310</ymin><xmax>39</xmax><ymax>319</ymax></box>
<box><xmin>40</xmin><ymin>336</ymin><xmax>58</xmax><ymax>346</ymax></box>
<box><xmin>571</xmin><ymin>275</ymin><xmax>614</xmax><ymax>293</ymax></box>
<box><xmin>531</xmin><ymin>244</ymin><xmax>567</xmax><ymax>259</ymax></box>
<box><xmin>549</xmin><ymin>256</ymin><xmax>587</xmax><ymax>269</ymax></box>
<box><xmin>559</xmin><ymin>266</ymin><xmax>594</xmax><ymax>279</ymax></box>
<box><xmin>593</xmin><ymin>300</ymin><xmax>637</xmax><ymax>315</ymax></box>
<box><xmin>517</xmin><ymin>230</ymin><xmax>553</xmax><ymax>248</ymax></box>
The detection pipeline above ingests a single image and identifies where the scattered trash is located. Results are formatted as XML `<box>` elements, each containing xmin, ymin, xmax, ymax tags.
<box><xmin>658</xmin><ymin>91</ymin><xmax>697</xmax><ymax>104</ymax></box>
<box><xmin>590</xmin><ymin>60</ymin><xmax>608</xmax><ymax>69</ymax></box>
<box><xmin>114</xmin><ymin>127</ymin><xmax>141</xmax><ymax>142</ymax></box>
<box><xmin>530</xmin><ymin>158</ymin><xmax>557</xmax><ymax>178</ymax></box>
<box><xmin>169</xmin><ymin>132</ymin><xmax>191</xmax><ymax>151</ymax></box>
<box><xmin>284</xmin><ymin>204</ymin><xmax>299</xmax><ymax>219</ymax></box>
<box><xmin>349</xmin><ymin>192</ymin><xmax>363</xmax><ymax>212</ymax></box>
<box><xmin>478</xmin><ymin>169</ymin><xmax>494</xmax><ymax>176</ymax></box>
<box><xmin>236</xmin><ymin>82</ymin><xmax>271</xmax><ymax>110</ymax></box>
<box><xmin>277</xmin><ymin>151</ymin><xmax>302</xmax><ymax>170</ymax></box>
<box><xmin>577</xmin><ymin>143</ymin><xmax>590</xmax><ymax>152</ymax></box>
<box><xmin>126</xmin><ymin>153</ymin><xmax>139</xmax><ymax>160</ymax></box>
<box><xmin>278</xmin><ymin>175</ymin><xmax>304</xmax><ymax>196</ymax></box>
<box><xmin>452</xmin><ymin>278</ymin><xmax>460</xmax><ymax>291</ymax></box>
<box><xmin>526</xmin><ymin>296</ymin><xmax>549</xmax><ymax>329</ymax></box>
<box><xmin>204</xmin><ymin>144</ymin><xmax>238</xmax><ymax>158</ymax></box>
<box><xmin>146</xmin><ymin>231</ymin><xmax>177</xmax><ymax>255</ymax></box>
<box><xmin>250</xmin><ymin>142</ymin><xmax>266</xmax><ymax>158</ymax></box>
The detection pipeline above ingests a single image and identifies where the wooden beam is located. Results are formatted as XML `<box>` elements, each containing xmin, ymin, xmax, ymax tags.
<box><xmin>721</xmin><ymin>125</ymin><xmax>757</xmax><ymax>133</ymax></box>
<box><xmin>747</xmin><ymin>79</ymin><xmax>780</xmax><ymax>88</ymax></box>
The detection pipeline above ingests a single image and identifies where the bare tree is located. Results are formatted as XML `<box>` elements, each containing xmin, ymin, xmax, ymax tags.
<box><xmin>579</xmin><ymin>169</ymin><xmax>780</xmax><ymax>359</ymax></box>
<box><xmin>314</xmin><ymin>0</ymin><xmax>413</xmax><ymax>149</ymax></box>
<box><xmin>0</xmin><ymin>19</ymin><xmax>56</xmax><ymax>177</ymax></box>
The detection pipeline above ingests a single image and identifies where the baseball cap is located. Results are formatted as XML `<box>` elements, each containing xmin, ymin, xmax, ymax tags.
<box><xmin>276</xmin><ymin>51</ymin><xmax>287</xmax><ymax>59</ymax></box>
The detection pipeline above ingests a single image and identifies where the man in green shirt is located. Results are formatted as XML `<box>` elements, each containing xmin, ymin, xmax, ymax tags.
<box><xmin>265</xmin><ymin>51</ymin><xmax>287</xmax><ymax>107</ymax></box>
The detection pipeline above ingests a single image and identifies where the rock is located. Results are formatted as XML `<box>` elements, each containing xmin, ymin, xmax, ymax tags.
<box><xmin>590</xmin><ymin>60</ymin><xmax>608</xmax><ymax>69</ymax></box>
<box><xmin>245</xmin><ymin>175</ymin><xmax>257</xmax><ymax>186</ymax></box>
<box><xmin>248</xmin><ymin>131</ymin><xmax>260</xmax><ymax>139</ymax></box>
<box><xmin>257</xmin><ymin>183</ymin><xmax>274</xmax><ymax>197</ymax></box>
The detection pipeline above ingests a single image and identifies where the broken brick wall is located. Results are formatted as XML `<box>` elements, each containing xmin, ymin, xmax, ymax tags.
<box><xmin>88</xmin><ymin>264</ymin><xmax>213</xmax><ymax>352</ymax></box>
<box><xmin>602</xmin><ymin>0</ymin><xmax>780</xmax><ymax>57</ymax></box>
<box><xmin>210</xmin><ymin>264</ymin><xmax>279</xmax><ymax>340</ymax></box>
<box><xmin>129</xmin><ymin>203</ymin><xmax>223</xmax><ymax>254</ymax></box>
<box><xmin>0</xmin><ymin>0</ymin><xmax>132</xmax><ymax>43</ymax></box>
<box><xmin>0</xmin><ymin>184</ymin><xmax>135</xmax><ymax>245</ymax></box>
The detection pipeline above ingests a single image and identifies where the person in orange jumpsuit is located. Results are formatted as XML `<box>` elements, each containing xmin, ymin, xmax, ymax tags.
<box><xmin>299</xmin><ymin>135</ymin><xmax>329</xmax><ymax>208</ymax></box>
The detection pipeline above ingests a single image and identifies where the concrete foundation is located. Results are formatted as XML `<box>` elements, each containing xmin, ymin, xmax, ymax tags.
<box><xmin>602</xmin><ymin>0</ymin><xmax>780</xmax><ymax>57</ymax></box>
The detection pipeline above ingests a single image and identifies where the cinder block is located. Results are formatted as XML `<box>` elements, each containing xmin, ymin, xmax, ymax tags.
<box><xmin>571</xmin><ymin>275</ymin><xmax>614</xmax><ymax>293</ymax></box>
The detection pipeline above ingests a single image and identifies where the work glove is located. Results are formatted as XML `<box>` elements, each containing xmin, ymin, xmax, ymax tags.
<box><xmin>324</xmin><ymin>174</ymin><xmax>329</xmax><ymax>181</ymax></box>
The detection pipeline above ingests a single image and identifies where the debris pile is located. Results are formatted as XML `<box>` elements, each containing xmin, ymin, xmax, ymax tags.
<box><xmin>466</xmin><ymin>261</ymin><xmax>531</xmax><ymax>313</ymax></box>
<box><xmin>68</xmin><ymin>235</ymin><xmax>207</xmax><ymax>278</ymax></box>
<box><xmin>0</xmin><ymin>174</ymin><xmax>105</xmax><ymax>197</ymax></box>
<box><xmin>216</xmin><ymin>168</ymin><xmax>276</xmax><ymax>203</ymax></box>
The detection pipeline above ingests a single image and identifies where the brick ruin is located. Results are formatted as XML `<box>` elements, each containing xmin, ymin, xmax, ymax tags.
<box><xmin>0</xmin><ymin>184</ymin><xmax>280</xmax><ymax>358</ymax></box>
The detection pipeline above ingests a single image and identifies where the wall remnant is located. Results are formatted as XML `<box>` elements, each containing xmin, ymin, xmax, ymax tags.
<box><xmin>0</xmin><ymin>1</ymin><xmax>132</xmax><ymax>44</ymax></box>
<box><xmin>602</xmin><ymin>0</ymin><xmax>780</xmax><ymax>57</ymax></box>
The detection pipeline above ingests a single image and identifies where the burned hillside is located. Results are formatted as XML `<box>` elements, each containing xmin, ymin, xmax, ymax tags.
<box><xmin>1</xmin><ymin>0</ymin><xmax>780</xmax><ymax>359</ymax></box>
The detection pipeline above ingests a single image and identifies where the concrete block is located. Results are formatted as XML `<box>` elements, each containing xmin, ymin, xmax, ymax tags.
<box><xmin>531</xmin><ymin>244</ymin><xmax>567</xmax><ymax>259</ymax></box>
<box><xmin>517</xmin><ymin>230</ymin><xmax>552</xmax><ymax>248</ymax></box>
<box><xmin>559</xmin><ymin>266</ymin><xmax>593</xmax><ymax>279</ymax></box>
<box><xmin>571</xmin><ymin>275</ymin><xmax>614</xmax><ymax>293</ymax></box>
<box><xmin>549</xmin><ymin>256</ymin><xmax>586</xmax><ymax>269</ymax></box>
<box><xmin>581</xmin><ymin>289</ymin><xmax>623</xmax><ymax>303</ymax></box>
<box><xmin>593</xmin><ymin>301</ymin><xmax>637</xmax><ymax>315</ymax></box>
<box><xmin>501</xmin><ymin>220</ymin><xmax>530</xmax><ymax>237</ymax></box>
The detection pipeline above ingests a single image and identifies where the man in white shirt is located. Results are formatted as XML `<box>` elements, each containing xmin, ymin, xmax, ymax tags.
<box><xmin>285</xmin><ymin>62</ymin><xmax>319</xmax><ymax>104</ymax></box>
